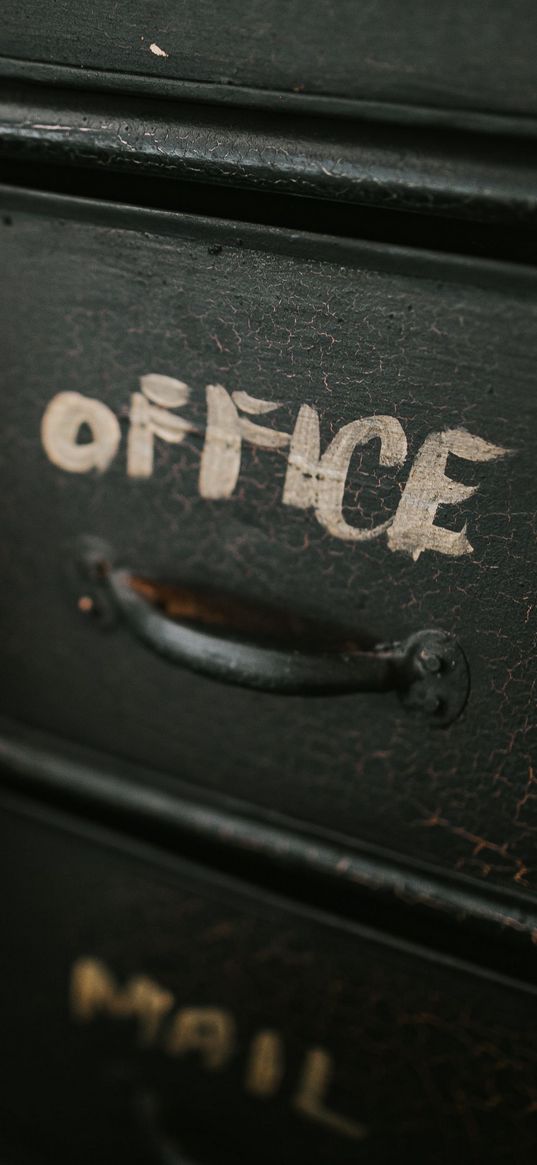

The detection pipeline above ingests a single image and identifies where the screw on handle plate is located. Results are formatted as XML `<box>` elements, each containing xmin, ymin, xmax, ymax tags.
<box><xmin>396</xmin><ymin>629</ymin><xmax>470</xmax><ymax>727</ymax></box>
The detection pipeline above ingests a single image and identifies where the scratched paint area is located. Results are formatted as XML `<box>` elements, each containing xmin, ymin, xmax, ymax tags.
<box><xmin>1</xmin><ymin>205</ymin><xmax>536</xmax><ymax>894</ymax></box>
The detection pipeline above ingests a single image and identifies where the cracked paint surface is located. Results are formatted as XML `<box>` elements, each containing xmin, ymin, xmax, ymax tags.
<box><xmin>1</xmin><ymin>204</ymin><xmax>536</xmax><ymax>898</ymax></box>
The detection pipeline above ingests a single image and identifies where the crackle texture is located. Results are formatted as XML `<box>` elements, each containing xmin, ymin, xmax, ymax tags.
<box><xmin>1</xmin><ymin>194</ymin><xmax>536</xmax><ymax>897</ymax></box>
<box><xmin>2</xmin><ymin>86</ymin><xmax>537</xmax><ymax>226</ymax></box>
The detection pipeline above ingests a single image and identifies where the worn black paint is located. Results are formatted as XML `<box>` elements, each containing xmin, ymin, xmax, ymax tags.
<box><xmin>3</xmin><ymin>0</ymin><xmax>537</xmax><ymax>123</ymax></box>
<box><xmin>1</xmin><ymin>84</ymin><xmax>537</xmax><ymax>229</ymax></box>
<box><xmin>1</xmin><ymin>188</ymin><xmax>535</xmax><ymax>897</ymax></box>
<box><xmin>2</xmin><ymin>7</ymin><xmax>537</xmax><ymax>1162</ymax></box>
<box><xmin>2</xmin><ymin>720</ymin><xmax>537</xmax><ymax>978</ymax></box>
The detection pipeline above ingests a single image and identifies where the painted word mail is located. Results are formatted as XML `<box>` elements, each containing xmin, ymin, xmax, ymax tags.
<box><xmin>41</xmin><ymin>374</ymin><xmax>508</xmax><ymax>560</ymax></box>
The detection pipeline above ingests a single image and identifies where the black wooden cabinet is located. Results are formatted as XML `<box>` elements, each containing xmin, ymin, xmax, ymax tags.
<box><xmin>1</xmin><ymin>6</ymin><xmax>536</xmax><ymax>1162</ymax></box>
<box><xmin>1</xmin><ymin>192</ymin><xmax>536</xmax><ymax>895</ymax></box>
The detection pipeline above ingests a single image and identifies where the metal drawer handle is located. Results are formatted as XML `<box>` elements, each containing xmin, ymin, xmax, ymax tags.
<box><xmin>74</xmin><ymin>544</ymin><xmax>469</xmax><ymax>726</ymax></box>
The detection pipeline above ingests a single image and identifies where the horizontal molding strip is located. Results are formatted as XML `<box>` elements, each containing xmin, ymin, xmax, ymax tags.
<box><xmin>3</xmin><ymin>181</ymin><xmax>537</xmax><ymax>276</ymax></box>
<box><xmin>4</xmin><ymin>782</ymin><xmax>537</xmax><ymax>1011</ymax></box>
<box><xmin>1</xmin><ymin>717</ymin><xmax>537</xmax><ymax>985</ymax></box>
<box><xmin>2</xmin><ymin>56</ymin><xmax>537</xmax><ymax>139</ymax></box>
<box><xmin>1</xmin><ymin>82</ymin><xmax>537</xmax><ymax>228</ymax></box>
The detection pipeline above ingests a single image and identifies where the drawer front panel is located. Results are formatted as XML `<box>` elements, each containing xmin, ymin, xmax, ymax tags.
<box><xmin>1</xmin><ymin>191</ymin><xmax>536</xmax><ymax>893</ymax></box>
<box><xmin>2</xmin><ymin>795</ymin><xmax>537</xmax><ymax>1164</ymax></box>
<box><xmin>3</xmin><ymin>0</ymin><xmax>537</xmax><ymax>121</ymax></box>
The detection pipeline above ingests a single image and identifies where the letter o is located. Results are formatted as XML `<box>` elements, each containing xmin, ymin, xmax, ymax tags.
<box><xmin>41</xmin><ymin>391</ymin><xmax>121</xmax><ymax>473</ymax></box>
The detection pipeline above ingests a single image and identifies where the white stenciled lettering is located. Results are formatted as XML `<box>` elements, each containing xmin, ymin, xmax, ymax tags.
<box><xmin>198</xmin><ymin>384</ymin><xmax>241</xmax><ymax>499</ymax></box>
<box><xmin>41</xmin><ymin>391</ymin><xmax>121</xmax><ymax>473</ymax></box>
<box><xmin>41</xmin><ymin>376</ymin><xmax>510</xmax><ymax>561</ymax></box>
<box><xmin>127</xmin><ymin>374</ymin><xmax>194</xmax><ymax>478</ymax></box>
<box><xmin>199</xmin><ymin>386</ymin><xmax>290</xmax><ymax>499</ymax></box>
<box><xmin>387</xmin><ymin>428</ymin><xmax>509</xmax><ymax>560</ymax></box>
<box><xmin>283</xmin><ymin>403</ymin><xmax>321</xmax><ymax>510</ymax></box>
<box><xmin>284</xmin><ymin>406</ymin><xmax>407</xmax><ymax>541</ymax></box>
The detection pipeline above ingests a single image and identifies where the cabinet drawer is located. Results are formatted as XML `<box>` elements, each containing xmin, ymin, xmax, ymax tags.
<box><xmin>1</xmin><ymin>187</ymin><xmax>536</xmax><ymax>896</ymax></box>
<box><xmin>2</xmin><ymin>0</ymin><xmax>537</xmax><ymax>125</ymax></box>
<box><xmin>2</xmin><ymin>792</ymin><xmax>537</xmax><ymax>1164</ymax></box>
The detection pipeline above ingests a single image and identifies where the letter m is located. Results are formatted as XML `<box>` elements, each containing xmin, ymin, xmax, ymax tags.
<box><xmin>70</xmin><ymin>957</ymin><xmax>174</xmax><ymax>1045</ymax></box>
